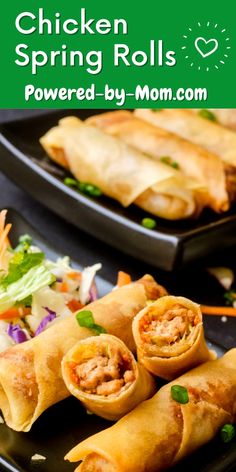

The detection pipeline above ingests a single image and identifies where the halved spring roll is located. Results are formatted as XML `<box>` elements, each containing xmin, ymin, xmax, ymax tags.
<box><xmin>40</xmin><ymin>117</ymin><xmax>197</xmax><ymax>220</ymax></box>
<box><xmin>190</xmin><ymin>109</ymin><xmax>236</xmax><ymax>131</ymax></box>
<box><xmin>62</xmin><ymin>334</ymin><xmax>156</xmax><ymax>421</ymax></box>
<box><xmin>135</xmin><ymin>109</ymin><xmax>236</xmax><ymax>168</ymax></box>
<box><xmin>132</xmin><ymin>295</ymin><xmax>214</xmax><ymax>380</ymax></box>
<box><xmin>87</xmin><ymin>111</ymin><xmax>228</xmax><ymax>213</ymax></box>
<box><xmin>0</xmin><ymin>275</ymin><xmax>162</xmax><ymax>431</ymax></box>
<box><xmin>65</xmin><ymin>348</ymin><xmax>236</xmax><ymax>472</ymax></box>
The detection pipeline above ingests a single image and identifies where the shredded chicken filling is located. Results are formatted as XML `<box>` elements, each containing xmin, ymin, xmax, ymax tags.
<box><xmin>68</xmin><ymin>348</ymin><xmax>135</xmax><ymax>396</ymax></box>
<box><xmin>140</xmin><ymin>304</ymin><xmax>199</xmax><ymax>346</ymax></box>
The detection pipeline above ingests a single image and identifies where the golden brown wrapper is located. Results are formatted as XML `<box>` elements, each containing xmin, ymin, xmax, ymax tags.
<box><xmin>40</xmin><ymin>117</ymin><xmax>197</xmax><ymax>220</ymax></box>
<box><xmin>135</xmin><ymin>109</ymin><xmax>236</xmax><ymax>167</ymax></box>
<box><xmin>61</xmin><ymin>334</ymin><xmax>156</xmax><ymax>421</ymax></box>
<box><xmin>0</xmin><ymin>275</ymin><xmax>159</xmax><ymax>432</ymax></box>
<box><xmin>87</xmin><ymin>110</ymin><xmax>228</xmax><ymax>213</ymax></box>
<box><xmin>132</xmin><ymin>296</ymin><xmax>214</xmax><ymax>380</ymax></box>
<box><xmin>65</xmin><ymin>348</ymin><xmax>236</xmax><ymax>472</ymax></box>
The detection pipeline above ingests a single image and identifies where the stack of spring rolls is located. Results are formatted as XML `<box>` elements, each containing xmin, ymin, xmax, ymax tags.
<box><xmin>40</xmin><ymin>109</ymin><xmax>236</xmax><ymax>219</ymax></box>
<box><xmin>0</xmin><ymin>272</ymin><xmax>166</xmax><ymax>432</ymax></box>
<box><xmin>64</xmin><ymin>296</ymin><xmax>236</xmax><ymax>472</ymax></box>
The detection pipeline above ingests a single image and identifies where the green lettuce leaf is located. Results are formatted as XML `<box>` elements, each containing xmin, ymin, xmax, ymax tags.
<box><xmin>0</xmin><ymin>265</ymin><xmax>56</xmax><ymax>314</ymax></box>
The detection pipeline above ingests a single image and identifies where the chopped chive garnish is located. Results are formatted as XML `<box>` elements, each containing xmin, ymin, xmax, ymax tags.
<box><xmin>171</xmin><ymin>385</ymin><xmax>189</xmax><ymax>404</ymax></box>
<box><xmin>64</xmin><ymin>177</ymin><xmax>78</xmax><ymax>187</ymax></box>
<box><xmin>141</xmin><ymin>218</ymin><xmax>157</xmax><ymax>230</ymax></box>
<box><xmin>220</xmin><ymin>424</ymin><xmax>235</xmax><ymax>443</ymax></box>
<box><xmin>78</xmin><ymin>182</ymin><xmax>102</xmax><ymax>197</ymax></box>
<box><xmin>198</xmin><ymin>109</ymin><xmax>217</xmax><ymax>122</ymax></box>
<box><xmin>160</xmin><ymin>156</ymin><xmax>180</xmax><ymax>170</ymax></box>
<box><xmin>76</xmin><ymin>310</ymin><xmax>106</xmax><ymax>335</ymax></box>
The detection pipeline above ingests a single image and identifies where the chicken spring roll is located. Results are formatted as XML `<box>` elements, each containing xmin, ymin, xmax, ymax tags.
<box><xmin>40</xmin><ymin>117</ymin><xmax>198</xmax><ymax>220</ymax></box>
<box><xmin>132</xmin><ymin>296</ymin><xmax>214</xmax><ymax>380</ymax></box>
<box><xmin>87</xmin><ymin>111</ymin><xmax>228</xmax><ymax>212</ymax></box>
<box><xmin>65</xmin><ymin>348</ymin><xmax>236</xmax><ymax>472</ymax></box>
<box><xmin>0</xmin><ymin>274</ymin><xmax>162</xmax><ymax>432</ymax></box>
<box><xmin>62</xmin><ymin>334</ymin><xmax>156</xmax><ymax>421</ymax></box>
<box><xmin>190</xmin><ymin>109</ymin><xmax>236</xmax><ymax>131</ymax></box>
<box><xmin>135</xmin><ymin>109</ymin><xmax>236</xmax><ymax>168</ymax></box>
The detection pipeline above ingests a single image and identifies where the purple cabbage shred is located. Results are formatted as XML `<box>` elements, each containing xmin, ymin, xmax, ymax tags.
<box><xmin>35</xmin><ymin>307</ymin><xmax>57</xmax><ymax>336</ymax></box>
<box><xmin>7</xmin><ymin>323</ymin><xmax>28</xmax><ymax>344</ymax></box>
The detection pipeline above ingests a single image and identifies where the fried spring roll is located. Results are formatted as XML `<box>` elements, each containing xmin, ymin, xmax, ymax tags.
<box><xmin>87</xmin><ymin>111</ymin><xmax>228</xmax><ymax>213</ymax></box>
<box><xmin>65</xmin><ymin>348</ymin><xmax>236</xmax><ymax>472</ymax></box>
<box><xmin>0</xmin><ymin>275</ymin><xmax>162</xmax><ymax>432</ymax></box>
<box><xmin>132</xmin><ymin>296</ymin><xmax>214</xmax><ymax>380</ymax></box>
<box><xmin>40</xmin><ymin>117</ymin><xmax>198</xmax><ymax>220</ymax></box>
<box><xmin>190</xmin><ymin>109</ymin><xmax>236</xmax><ymax>131</ymax></box>
<box><xmin>135</xmin><ymin>109</ymin><xmax>236</xmax><ymax>167</ymax></box>
<box><xmin>62</xmin><ymin>334</ymin><xmax>156</xmax><ymax>421</ymax></box>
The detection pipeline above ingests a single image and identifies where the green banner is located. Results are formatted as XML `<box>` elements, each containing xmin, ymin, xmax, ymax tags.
<box><xmin>0</xmin><ymin>0</ymin><xmax>235</xmax><ymax>107</ymax></box>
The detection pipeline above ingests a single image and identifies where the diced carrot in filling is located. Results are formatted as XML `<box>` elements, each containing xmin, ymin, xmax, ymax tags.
<box><xmin>68</xmin><ymin>349</ymin><xmax>135</xmax><ymax>396</ymax></box>
<box><xmin>139</xmin><ymin>304</ymin><xmax>199</xmax><ymax>345</ymax></box>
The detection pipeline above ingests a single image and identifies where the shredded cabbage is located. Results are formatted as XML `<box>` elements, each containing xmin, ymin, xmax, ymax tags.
<box><xmin>0</xmin><ymin>265</ymin><xmax>56</xmax><ymax>314</ymax></box>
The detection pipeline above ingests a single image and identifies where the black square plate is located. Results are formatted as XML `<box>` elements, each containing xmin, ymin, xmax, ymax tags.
<box><xmin>1</xmin><ymin>110</ymin><xmax>236</xmax><ymax>272</ymax></box>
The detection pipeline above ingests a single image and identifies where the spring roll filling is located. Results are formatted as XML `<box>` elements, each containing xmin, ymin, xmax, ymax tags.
<box><xmin>67</xmin><ymin>344</ymin><xmax>135</xmax><ymax>396</ymax></box>
<box><xmin>139</xmin><ymin>304</ymin><xmax>200</xmax><ymax>349</ymax></box>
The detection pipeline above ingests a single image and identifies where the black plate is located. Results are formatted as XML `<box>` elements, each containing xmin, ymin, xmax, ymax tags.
<box><xmin>1</xmin><ymin>111</ymin><xmax>236</xmax><ymax>271</ymax></box>
<box><xmin>0</xmin><ymin>209</ymin><xmax>235</xmax><ymax>472</ymax></box>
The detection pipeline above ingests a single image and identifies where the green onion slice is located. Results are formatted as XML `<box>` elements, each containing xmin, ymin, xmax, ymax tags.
<box><xmin>171</xmin><ymin>385</ymin><xmax>189</xmax><ymax>404</ymax></box>
<box><xmin>224</xmin><ymin>291</ymin><xmax>236</xmax><ymax>306</ymax></box>
<box><xmin>76</xmin><ymin>310</ymin><xmax>106</xmax><ymax>335</ymax></box>
<box><xmin>220</xmin><ymin>424</ymin><xmax>235</xmax><ymax>443</ymax></box>
<box><xmin>78</xmin><ymin>182</ymin><xmax>102</xmax><ymax>197</ymax></box>
<box><xmin>64</xmin><ymin>177</ymin><xmax>102</xmax><ymax>197</ymax></box>
<box><xmin>160</xmin><ymin>156</ymin><xmax>180</xmax><ymax>169</ymax></box>
<box><xmin>64</xmin><ymin>177</ymin><xmax>78</xmax><ymax>187</ymax></box>
<box><xmin>141</xmin><ymin>218</ymin><xmax>157</xmax><ymax>230</ymax></box>
<box><xmin>198</xmin><ymin>109</ymin><xmax>217</xmax><ymax>122</ymax></box>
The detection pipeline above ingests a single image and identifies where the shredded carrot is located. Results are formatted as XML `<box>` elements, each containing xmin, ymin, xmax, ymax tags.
<box><xmin>201</xmin><ymin>305</ymin><xmax>236</xmax><ymax>317</ymax></box>
<box><xmin>60</xmin><ymin>281</ymin><xmax>69</xmax><ymax>292</ymax></box>
<box><xmin>67</xmin><ymin>361</ymin><xmax>79</xmax><ymax>384</ymax></box>
<box><xmin>67</xmin><ymin>271</ymin><xmax>82</xmax><ymax>281</ymax></box>
<box><xmin>0</xmin><ymin>306</ymin><xmax>31</xmax><ymax>320</ymax></box>
<box><xmin>67</xmin><ymin>299</ymin><xmax>84</xmax><ymax>312</ymax></box>
<box><xmin>0</xmin><ymin>210</ymin><xmax>12</xmax><ymax>271</ymax></box>
<box><xmin>117</xmin><ymin>271</ymin><xmax>132</xmax><ymax>287</ymax></box>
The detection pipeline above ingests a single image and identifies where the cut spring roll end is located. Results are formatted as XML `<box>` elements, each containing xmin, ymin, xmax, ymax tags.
<box><xmin>133</xmin><ymin>296</ymin><xmax>215</xmax><ymax>380</ymax></box>
<box><xmin>62</xmin><ymin>334</ymin><xmax>156</xmax><ymax>421</ymax></box>
<box><xmin>65</xmin><ymin>349</ymin><xmax>236</xmax><ymax>472</ymax></box>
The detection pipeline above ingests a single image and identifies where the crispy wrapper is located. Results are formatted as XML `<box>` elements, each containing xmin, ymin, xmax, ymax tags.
<box><xmin>132</xmin><ymin>296</ymin><xmax>214</xmax><ymax>380</ymax></box>
<box><xmin>62</xmin><ymin>334</ymin><xmax>156</xmax><ymax>421</ymax></box>
<box><xmin>0</xmin><ymin>275</ymin><xmax>161</xmax><ymax>432</ymax></box>
<box><xmin>65</xmin><ymin>348</ymin><xmax>236</xmax><ymax>472</ymax></box>
<box><xmin>190</xmin><ymin>109</ymin><xmax>236</xmax><ymax>131</ymax></box>
<box><xmin>87</xmin><ymin>110</ymin><xmax>228</xmax><ymax>213</ymax></box>
<box><xmin>135</xmin><ymin>109</ymin><xmax>236</xmax><ymax>168</ymax></box>
<box><xmin>40</xmin><ymin>117</ymin><xmax>196</xmax><ymax>220</ymax></box>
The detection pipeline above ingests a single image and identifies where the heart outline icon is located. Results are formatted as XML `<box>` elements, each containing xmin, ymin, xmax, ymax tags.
<box><xmin>195</xmin><ymin>37</ymin><xmax>218</xmax><ymax>58</ymax></box>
